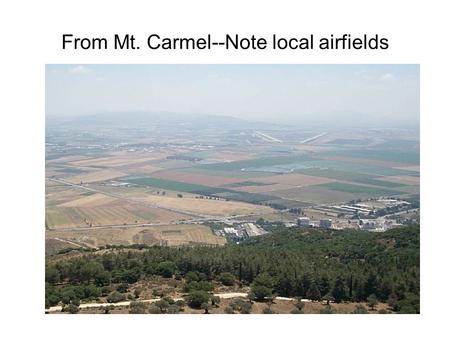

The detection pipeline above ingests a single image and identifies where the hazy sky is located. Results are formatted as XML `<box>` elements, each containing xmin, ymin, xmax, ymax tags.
<box><xmin>46</xmin><ymin>64</ymin><xmax>419</xmax><ymax>126</ymax></box>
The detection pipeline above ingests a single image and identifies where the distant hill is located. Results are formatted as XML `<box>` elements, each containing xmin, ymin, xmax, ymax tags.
<box><xmin>46</xmin><ymin>111</ymin><xmax>278</xmax><ymax>131</ymax></box>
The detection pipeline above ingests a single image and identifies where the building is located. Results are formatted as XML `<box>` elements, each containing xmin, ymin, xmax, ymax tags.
<box><xmin>319</xmin><ymin>219</ymin><xmax>332</xmax><ymax>228</ymax></box>
<box><xmin>297</xmin><ymin>217</ymin><xmax>310</xmax><ymax>227</ymax></box>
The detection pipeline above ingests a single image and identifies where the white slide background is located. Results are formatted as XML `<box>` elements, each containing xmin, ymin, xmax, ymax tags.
<box><xmin>0</xmin><ymin>1</ymin><xmax>449</xmax><ymax>337</ymax></box>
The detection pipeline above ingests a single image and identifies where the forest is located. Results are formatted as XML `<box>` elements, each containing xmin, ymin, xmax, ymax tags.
<box><xmin>46</xmin><ymin>225</ymin><xmax>419</xmax><ymax>313</ymax></box>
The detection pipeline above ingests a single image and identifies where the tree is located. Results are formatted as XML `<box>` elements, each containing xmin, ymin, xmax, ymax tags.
<box><xmin>102</xmin><ymin>305</ymin><xmax>114</xmax><ymax>314</ymax></box>
<box><xmin>148</xmin><ymin>305</ymin><xmax>162</xmax><ymax>314</ymax></box>
<box><xmin>63</xmin><ymin>304</ymin><xmax>79</xmax><ymax>314</ymax></box>
<box><xmin>322</xmin><ymin>294</ymin><xmax>335</xmax><ymax>305</ymax></box>
<box><xmin>295</xmin><ymin>298</ymin><xmax>305</xmax><ymax>311</ymax></box>
<box><xmin>79</xmin><ymin>261</ymin><xmax>104</xmax><ymax>283</ymax></box>
<box><xmin>367</xmin><ymin>294</ymin><xmax>378</xmax><ymax>310</ymax></box>
<box><xmin>155</xmin><ymin>299</ymin><xmax>170</xmax><ymax>313</ymax></box>
<box><xmin>107</xmin><ymin>291</ymin><xmax>126</xmax><ymax>303</ymax></box>
<box><xmin>156</xmin><ymin>261</ymin><xmax>176</xmax><ymax>278</ymax></box>
<box><xmin>94</xmin><ymin>270</ymin><xmax>111</xmax><ymax>286</ymax></box>
<box><xmin>332</xmin><ymin>276</ymin><xmax>348</xmax><ymax>303</ymax></box>
<box><xmin>167</xmin><ymin>304</ymin><xmax>180</xmax><ymax>314</ymax></box>
<box><xmin>45</xmin><ymin>267</ymin><xmax>60</xmax><ymax>284</ymax></box>
<box><xmin>306</xmin><ymin>282</ymin><xmax>321</xmax><ymax>301</ymax></box>
<box><xmin>129</xmin><ymin>301</ymin><xmax>148</xmax><ymax>314</ymax></box>
<box><xmin>175</xmin><ymin>299</ymin><xmax>186</xmax><ymax>311</ymax></box>
<box><xmin>211</xmin><ymin>296</ymin><xmax>221</xmax><ymax>307</ymax></box>
<box><xmin>249</xmin><ymin>285</ymin><xmax>272</xmax><ymax>301</ymax></box>
<box><xmin>224</xmin><ymin>306</ymin><xmax>234</xmax><ymax>314</ymax></box>
<box><xmin>365</xmin><ymin>272</ymin><xmax>378</xmax><ymax>298</ymax></box>
<box><xmin>249</xmin><ymin>273</ymin><xmax>273</xmax><ymax>301</ymax></box>
<box><xmin>117</xmin><ymin>283</ymin><xmax>129</xmax><ymax>293</ymax></box>
<box><xmin>218</xmin><ymin>272</ymin><xmax>235</xmax><ymax>286</ymax></box>
<box><xmin>186</xmin><ymin>290</ymin><xmax>210</xmax><ymax>309</ymax></box>
<box><xmin>201</xmin><ymin>302</ymin><xmax>211</xmax><ymax>314</ymax></box>
<box><xmin>185</xmin><ymin>271</ymin><xmax>200</xmax><ymax>283</ymax></box>
<box><xmin>134</xmin><ymin>287</ymin><xmax>143</xmax><ymax>299</ymax></box>
<box><xmin>230</xmin><ymin>298</ymin><xmax>253</xmax><ymax>314</ymax></box>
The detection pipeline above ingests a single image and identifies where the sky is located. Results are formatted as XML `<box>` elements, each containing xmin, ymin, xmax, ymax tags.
<box><xmin>46</xmin><ymin>64</ymin><xmax>419</xmax><ymax>126</ymax></box>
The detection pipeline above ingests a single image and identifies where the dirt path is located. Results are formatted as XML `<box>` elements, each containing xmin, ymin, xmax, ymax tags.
<box><xmin>46</xmin><ymin>292</ymin><xmax>310</xmax><ymax>312</ymax></box>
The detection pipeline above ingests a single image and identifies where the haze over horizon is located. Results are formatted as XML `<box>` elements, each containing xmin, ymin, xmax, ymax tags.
<box><xmin>46</xmin><ymin>64</ymin><xmax>419</xmax><ymax>128</ymax></box>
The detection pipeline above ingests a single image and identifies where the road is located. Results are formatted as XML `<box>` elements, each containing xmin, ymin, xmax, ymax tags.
<box><xmin>46</xmin><ymin>292</ymin><xmax>311</xmax><ymax>312</ymax></box>
<box><xmin>300</xmin><ymin>132</ymin><xmax>328</xmax><ymax>144</ymax></box>
<box><xmin>253</xmin><ymin>131</ymin><xmax>283</xmax><ymax>143</ymax></box>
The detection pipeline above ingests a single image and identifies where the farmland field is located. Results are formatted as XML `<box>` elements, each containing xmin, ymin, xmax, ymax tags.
<box><xmin>316</xmin><ymin>182</ymin><xmax>405</xmax><ymax>196</ymax></box>
<box><xmin>45</xmin><ymin>223</ymin><xmax>226</xmax><ymax>250</ymax></box>
<box><xmin>46</xmin><ymin>111</ymin><xmax>420</xmax><ymax>251</ymax></box>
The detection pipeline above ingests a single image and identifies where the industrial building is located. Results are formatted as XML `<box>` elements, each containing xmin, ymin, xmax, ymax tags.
<box><xmin>319</xmin><ymin>219</ymin><xmax>332</xmax><ymax>228</ymax></box>
<box><xmin>297</xmin><ymin>217</ymin><xmax>310</xmax><ymax>227</ymax></box>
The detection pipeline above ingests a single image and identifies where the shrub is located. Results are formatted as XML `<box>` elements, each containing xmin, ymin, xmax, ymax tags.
<box><xmin>224</xmin><ymin>306</ymin><xmax>235</xmax><ymax>314</ymax></box>
<box><xmin>129</xmin><ymin>301</ymin><xmax>148</xmax><ymax>314</ymax></box>
<box><xmin>319</xmin><ymin>305</ymin><xmax>335</xmax><ymax>314</ymax></box>
<box><xmin>187</xmin><ymin>290</ymin><xmax>210</xmax><ymax>309</ymax></box>
<box><xmin>352</xmin><ymin>304</ymin><xmax>369</xmax><ymax>314</ymax></box>
<box><xmin>263</xmin><ymin>307</ymin><xmax>275</xmax><ymax>314</ymax></box>
<box><xmin>249</xmin><ymin>285</ymin><xmax>272</xmax><ymax>301</ymax></box>
<box><xmin>63</xmin><ymin>304</ymin><xmax>79</xmax><ymax>314</ymax></box>
<box><xmin>148</xmin><ymin>305</ymin><xmax>162</xmax><ymax>314</ymax></box>
<box><xmin>167</xmin><ymin>304</ymin><xmax>180</xmax><ymax>314</ymax></box>
<box><xmin>156</xmin><ymin>261</ymin><xmax>177</xmax><ymax>278</ymax></box>
<box><xmin>230</xmin><ymin>298</ymin><xmax>252</xmax><ymax>314</ymax></box>
<box><xmin>107</xmin><ymin>291</ymin><xmax>126</xmax><ymax>303</ymax></box>
<box><xmin>117</xmin><ymin>283</ymin><xmax>129</xmax><ymax>293</ymax></box>
<box><xmin>218</xmin><ymin>272</ymin><xmax>235</xmax><ymax>286</ymax></box>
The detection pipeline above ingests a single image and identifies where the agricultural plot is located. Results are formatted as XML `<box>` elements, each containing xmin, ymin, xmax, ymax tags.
<box><xmin>68</xmin><ymin>152</ymin><xmax>163</xmax><ymax>168</ymax></box>
<box><xmin>119</xmin><ymin>176</ymin><xmax>275</xmax><ymax>204</ymax></box>
<box><xmin>133</xmin><ymin>192</ymin><xmax>274</xmax><ymax>216</ymax></box>
<box><xmin>180</xmin><ymin>167</ymin><xmax>273</xmax><ymax>179</ymax></box>
<box><xmin>322</xmin><ymin>149</ymin><xmax>419</xmax><ymax>165</ymax></box>
<box><xmin>316</xmin><ymin>182</ymin><xmax>405</xmax><ymax>196</ymax></box>
<box><xmin>64</xmin><ymin>169</ymin><xmax>127</xmax><ymax>184</ymax></box>
<box><xmin>45</xmin><ymin>186</ymin><xmax>187</xmax><ymax>228</ymax></box>
<box><xmin>269</xmin><ymin>186</ymin><xmax>359</xmax><ymax>204</ymax></box>
<box><xmin>120</xmin><ymin>176</ymin><xmax>227</xmax><ymax>194</ymax></box>
<box><xmin>251</xmin><ymin>173</ymin><xmax>335</xmax><ymax>187</ymax></box>
<box><xmin>46</xmin><ymin>223</ymin><xmax>226</xmax><ymax>249</ymax></box>
<box><xmin>297</xmin><ymin>168</ymin><xmax>408</xmax><ymax>188</ymax></box>
<box><xmin>231</xmin><ymin>183</ymin><xmax>293</xmax><ymax>194</ymax></box>
<box><xmin>151</xmin><ymin>169</ymin><xmax>245</xmax><ymax>187</ymax></box>
<box><xmin>196</xmin><ymin>154</ymin><xmax>311</xmax><ymax>171</ymax></box>
<box><xmin>376</xmin><ymin>175</ymin><xmax>420</xmax><ymax>186</ymax></box>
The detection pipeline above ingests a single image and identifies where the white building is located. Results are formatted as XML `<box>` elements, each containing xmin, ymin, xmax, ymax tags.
<box><xmin>297</xmin><ymin>217</ymin><xmax>310</xmax><ymax>226</ymax></box>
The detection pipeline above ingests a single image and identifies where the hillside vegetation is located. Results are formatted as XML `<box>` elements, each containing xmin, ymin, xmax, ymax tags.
<box><xmin>46</xmin><ymin>225</ymin><xmax>419</xmax><ymax>313</ymax></box>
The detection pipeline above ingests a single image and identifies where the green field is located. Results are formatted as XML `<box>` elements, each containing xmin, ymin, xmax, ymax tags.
<box><xmin>302</xmin><ymin>159</ymin><xmax>415</xmax><ymax>176</ymax></box>
<box><xmin>120</xmin><ymin>176</ymin><xmax>275</xmax><ymax>204</ymax></box>
<box><xmin>121</xmin><ymin>176</ymin><xmax>227</xmax><ymax>194</ymax></box>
